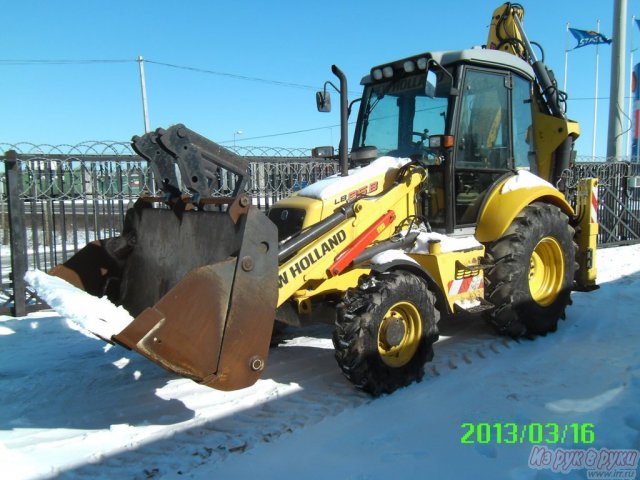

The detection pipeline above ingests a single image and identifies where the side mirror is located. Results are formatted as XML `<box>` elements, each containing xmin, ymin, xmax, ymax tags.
<box><xmin>316</xmin><ymin>90</ymin><xmax>332</xmax><ymax>112</ymax></box>
<box><xmin>426</xmin><ymin>70</ymin><xmax>438</xmax><ymax>98</ymax></box>
<box><xmin>312</xmin><ymin>146</ymin><xmax>335</xmax><ymax>158</ymax></box>
<box><xmin>350</xmin><ymin>146</ymin><xmax>378</xmax><ymax>165</ymax></box>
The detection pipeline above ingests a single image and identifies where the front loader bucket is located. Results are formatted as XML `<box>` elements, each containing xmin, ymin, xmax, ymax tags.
<box><xmin>120</xmin><ymin>205</ymin><xmax>278</xmax><ymax>390</ymax></box>
<box><xmin>49</xmin><ymin>202</ymin><xmax>278</xmax><ymax>391</ymax></box>
<box><xmin>45</xmin><ymin>124</ymin><xmax>280</xmax><ymax>391</ymax></box>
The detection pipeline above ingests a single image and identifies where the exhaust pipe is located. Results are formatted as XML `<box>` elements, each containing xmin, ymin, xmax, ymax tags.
<box><xmin>332</xmin><ymin>65</ymin><xmax>349</xmax><ymax>177</ymax></box>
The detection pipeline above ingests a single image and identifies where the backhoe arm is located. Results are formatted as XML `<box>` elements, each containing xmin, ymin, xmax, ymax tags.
<box><xmin>488</xmin><ymin>2</ymin><xmax>579</xmax><ymax>183</ymax></box>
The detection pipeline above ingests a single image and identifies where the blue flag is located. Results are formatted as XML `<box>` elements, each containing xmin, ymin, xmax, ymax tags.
<box><xmin>569</xmin><ymin>28</ymin><xmax>612</xmax><ymax>49</ymax></box>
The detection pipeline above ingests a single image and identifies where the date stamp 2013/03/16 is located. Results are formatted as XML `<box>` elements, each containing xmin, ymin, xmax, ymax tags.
<box><xmin>460</xmin><ymin>422</ymin><xmax>639</xmax><ymax>478</ymax></box>
<box><xmin>460</xmin><ymin>422</ymin><xmax>596</xmax><ymax>445</ymax></box>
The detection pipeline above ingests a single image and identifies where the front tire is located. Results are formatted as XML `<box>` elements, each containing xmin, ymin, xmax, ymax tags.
<box><xmin>333</xmin><ymin>271</ymin><xmax>439</xmax><ymax>396</ymax></box>
<box><xmin>483</xmin><ymin>202</ymin><xmax>577</xmax><ymax>337</ymax></box>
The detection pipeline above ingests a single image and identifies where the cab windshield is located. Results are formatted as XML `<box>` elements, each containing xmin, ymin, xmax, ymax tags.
<box><xmin>355</xmin><ymin>72</ymin><xmax>448</xmax><ymax>158</ymax></box>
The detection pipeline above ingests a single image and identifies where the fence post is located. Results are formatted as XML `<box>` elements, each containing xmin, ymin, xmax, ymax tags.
<box><xmin>0</xmin><ymin>178</ymin><xmax>7</xmax><ymax>245</ymax></box>
<box><xmin>5</xmin><ymin>150</ymin><xmax>28</xmax><ymax>317</ymax></box>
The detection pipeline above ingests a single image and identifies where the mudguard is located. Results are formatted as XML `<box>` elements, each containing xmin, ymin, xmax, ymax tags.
<box><xmin>475</xmin><ymin>172</ymin><xmax>574</xmax><ymax>243</ymax></box>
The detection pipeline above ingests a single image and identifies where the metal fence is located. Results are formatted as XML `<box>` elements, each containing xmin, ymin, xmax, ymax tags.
<box><xmin>562</xmin><ymin>160</ymin><xmax>640</xmax><ymax>247</ymax></box>
<box><xmin>1</xmin><ymin>142</ymin><xmax>339</xmax><ymax>315</ymax></box>
<box><xmin>1</xmin><ymin>143</ymin><xmax>639</xmax><ymax>316</ymax></box>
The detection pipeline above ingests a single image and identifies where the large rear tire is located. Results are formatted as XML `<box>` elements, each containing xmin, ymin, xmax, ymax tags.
<box><xmin>333</xmin><ymin>271</ymin><xmax>439</xmax><ymax>396</ymax></box>
<box><xmin>483</xmin><ymin>202</ymin><xmax>577</xmax><ymax>337</ymax></box>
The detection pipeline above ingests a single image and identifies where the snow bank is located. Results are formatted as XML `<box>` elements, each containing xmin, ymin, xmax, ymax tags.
<box><xmin>546</xmin><ymin>386</ymin><xmax>626</xmax><ymax>414</ymax></box>
<box><xmin>501</xmin><ymin>169</ymin><xmax>554</xmax><ymax>194</ymax></box>
<box><xmin>24</xmin><ymin>269</ymin><xmax>133</xmax><ymax>341</ymax></box>
<box><xmin>370</xmin><ymin>229</ymin><xmax>481</xmax><ymax>268</ymax></box>
<box><xmin>297</xmin><ymin>156</ymin><xmax>410</xmax><ymax>200</ymax></box>
<box><xmin>370</xmin><ymin>250</ymin><xmax>419</xmax><ymax>266</ymax></box>
<box><xmin>0</xmin><ymin>326</ymin><xmax>15</xmax><ymax>335</ymax></box>
<box><xmin>409</xmin><ymin>230</ymin><xmax>482</xmax><ymax>254</ymax></box>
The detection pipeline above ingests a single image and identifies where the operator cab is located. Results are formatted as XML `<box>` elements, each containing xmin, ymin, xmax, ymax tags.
<box><xmin>353</xmin><ymin>48</ymin><xmax>537</xmax><ymax>235</ymax></box>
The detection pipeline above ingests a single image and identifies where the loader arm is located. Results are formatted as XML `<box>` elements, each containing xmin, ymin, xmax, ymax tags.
<box><xmin>275</xmin><ymin>166</ymin><xmax>425</xmax><ymax>308</ymax></box>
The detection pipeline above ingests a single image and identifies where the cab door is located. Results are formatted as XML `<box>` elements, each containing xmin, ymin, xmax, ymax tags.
<box><xmin>451</xmin><ymin>67</ymin><xmax>533</xmax><ymax>229</ymax></box>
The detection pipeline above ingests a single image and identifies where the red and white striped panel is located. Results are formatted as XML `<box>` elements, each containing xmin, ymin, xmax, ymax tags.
<box><xmin>448</xmin><ymin>274</ymin><xmax>484</xmax><ymax>296</ymax></box>
<box><xmin>590</xmin><ymin>189</ymin><xmax>598</xmax><ymax>224</ymax></box>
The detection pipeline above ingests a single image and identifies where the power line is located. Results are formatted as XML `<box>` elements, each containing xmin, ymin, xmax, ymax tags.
<box><xmin>144</xmin><ymin>59</ymin><xmax>321</xmax><ymax>91</ymax></box>
<box><xmin>0</xmin><ymin>57</ymin><xmax>323</xmax><ymax>90</ymax></box>
<box><xmin>146</xmin><ymin>59</ymin><xmax>362</xmax><ymax>95</ymax></box>
<box><xmin>0</xmin><ymin>57</ymin><xmax>361</xmax><ymax>94</ymax></box>
<box><xmin>218</xmin><ymin>122</ymin><xmax>355</xmax><ymax>143</ymax></box>
<box><xmin>0</xmin><ymin>59</ymin><xmax>134</xmax><ymax>65</ymax></box>
<box><xmin>1</xmin><ymin>58</ymin><xmax>635</xmax><ymax>100</ymax></box>
<box><xmin>571</xmin><ymin>95</ymin><xmax>634</xmax><ymax>101</ymax></box>
<box><xmin>1</xmin><ymin>56</ymin><xmax>361</xmax><ymax>143</ymax></box>
<box><xmin>571</xmin><ymin>96</ymin><xmax>611</xmax><ymax>100</ymax></box>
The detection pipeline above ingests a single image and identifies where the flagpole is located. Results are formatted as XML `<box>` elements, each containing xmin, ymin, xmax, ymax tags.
<box><xmin>593</xmin><ymin>19</ymin><xmax>600</xmax><ymax>161</ymax></box>
<box><xmin>627</xmin><ymin>15</ymin><xmax>636</xmax><ymax>157</ymax></box>
<box><xmin>564</xmin><ymin>22</ymin><xmax>570</xmax><ymax>92</ymax></box>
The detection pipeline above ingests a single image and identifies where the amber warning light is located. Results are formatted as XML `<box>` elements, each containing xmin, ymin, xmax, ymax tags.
<box><xmin>429</xmin><ymin>135</ymin><xmax>455</xmax><ymax>149</ymax></box>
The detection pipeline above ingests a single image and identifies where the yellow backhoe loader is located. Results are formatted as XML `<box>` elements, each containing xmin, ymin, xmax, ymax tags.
<box><xmin>38</xmin><ymin>3</ymin><xmax>598</xmax><ymax>395</ymax></box>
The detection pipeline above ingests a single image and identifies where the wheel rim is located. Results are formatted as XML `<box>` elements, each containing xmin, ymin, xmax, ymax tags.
<box><xmin>528</xmin><ymin>237</ymin><xmax>565</xmax><ymax>306</ymax></box>
<box><xmin>377</xmin><ymin>301</ymin><xmax>422</xmax><ymax>367</ymax></box>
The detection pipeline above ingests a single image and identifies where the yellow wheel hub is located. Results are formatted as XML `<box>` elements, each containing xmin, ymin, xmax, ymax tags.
<box><xmin>377</xmin><ymin>301</ymin><xmax>422</xmax><ymax>367</ymax></box>
<box><xmin>528</xmin><ymin>237</ymin><xmax>565</xmax><ymax>306</ymax></box>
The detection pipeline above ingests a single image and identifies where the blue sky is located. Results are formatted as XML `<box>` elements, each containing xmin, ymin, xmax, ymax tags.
<box><xmin>1</xmin><ymin>0</ymin><xmax>637</xmax><ymax>157</ymax></box>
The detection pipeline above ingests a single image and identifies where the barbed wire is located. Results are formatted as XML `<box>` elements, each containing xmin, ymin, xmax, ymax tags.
<box><xmin>227</xmin><ymin>145</ymin><xmax>313</xmax><ymax>157</ymax></box>
<box><xmin>0</xmin><ymin>141</ymin><xmax>135</xmax><ymax>156</ymax></box>
<box><xmin>5</xmin><ymin>142</ymin><xmax>640</xmax><ymax>163</ymax></box>
<box><xmin>575</xmin><ymin>154</ymin><xmax>636</xmax><ymax>163</ymax></box>
<box><xmin>0</xmin><ymin>142</ymin><xmax>316</xmax><ymax>158</ymax></box>
<box><xmin>561</xmin><ymin>161</ymin><xmax>635</xmax><ymax>188</ymax></box>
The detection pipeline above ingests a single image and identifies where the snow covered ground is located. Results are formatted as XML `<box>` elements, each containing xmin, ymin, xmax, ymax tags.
<box><xmin>1</xmin><ymin>245</ymin><xmax>639</xmax><ymax>479</ymax></box>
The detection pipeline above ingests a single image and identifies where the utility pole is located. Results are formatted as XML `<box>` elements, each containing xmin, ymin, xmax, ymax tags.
<box><xmin>593</xmin><ymin>20</ymin><xmax>601</xmax><ymax>161</ymax></box>
<box><xmin>607</xmin><ymin>0</ymin><xmax>627</xmax><ymax>160</ymax></box>
<box><xmin>626</xmin><ymin>15</ymin><xmax>636</xmax><ymax>157</ymax></box>
<box><xmin>564</xmin><ymin>22</ymin><xmax>570</xmax><ymax>92</ymax></box>
<box><xmin>137</xmin><ymin>56</ymin><xmax>151</xmax><ymax>134</ymax></box>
